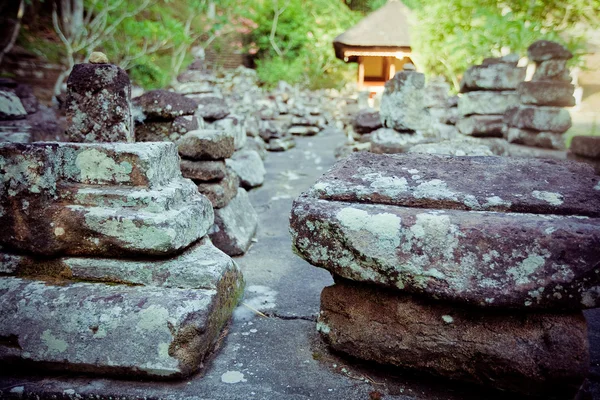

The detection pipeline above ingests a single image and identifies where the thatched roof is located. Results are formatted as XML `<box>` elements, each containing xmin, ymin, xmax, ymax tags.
<box><xmin>333</xmin><ymin>0</ymin><xmax>412</xmax><ymax>61</ymax></box>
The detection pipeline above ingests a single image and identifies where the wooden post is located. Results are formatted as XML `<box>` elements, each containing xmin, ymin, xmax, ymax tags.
<box><xmin>357</xmin><ymin>56</ymin><xmax>365</xmax><ymax>90</ymax></box>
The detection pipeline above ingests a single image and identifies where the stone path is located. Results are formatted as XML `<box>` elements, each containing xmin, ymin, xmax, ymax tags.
<box><xmin>1</xmin><ymin>129</ymin><xmax>600</xmax><ymax>399</ymax></box>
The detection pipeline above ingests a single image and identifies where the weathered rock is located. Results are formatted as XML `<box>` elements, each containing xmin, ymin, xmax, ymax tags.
<box><xmin>352</xmin><ymin>109</ymin><xmax>382</xmax><ymax>134</ymax></box>
<box><xmin>460</xmin><ymin>63</ymin><xmax>526</xmax><ymax>93</ymax></box>
<box><xmin>0</xmin><ymin>142</ymin><xmax>213</xmax><ymax>257</ymax></box>
<box><xmin>65</xmin><ymin>63</ymin><xmax>133</xmax><ymax>143</ymax></box>
<box><xmin>180</xmin><ymin>159</ymin><xmax>227</xmax><ymax>181</ymax></box>
<box><xmin>318</xmin><ymin>280</ymin><xmax>589</xmax><ymax>397</ymax></box>
<box><xmin>528</xmin><ymin>40</ymin><xmax>573</xmax><ymax>62</ymax></box>
<box><xmin>407</xmin><ymin>138</ymin><xmax>494</xmax><ymax>156</ymax></box>
<box><xmin>457</xmin><ymin>91</ymin><xmax>519</xmax><ymax>116</ymax></box>
<box><xmin>0</xmin><ymin>80</ymin><xmax>39</xmax><ymax>114</ymax></box>
<box><xmin>267</xmin><ymin>136</ymin><xmax>296</xmax><ymax>152</ymax></box>
<box><xmin>174</xmin><ymin>82</ymin><xmax>214</xmax><ymax>95</ymax></box>
<box><xmin>533</xmin><ymin>59</ymin><xmax>571</xmax><ymax>82</ymax></box>
<box><xmin>245</xmin><ymin>136</ymin><xmax>268</xmax><ymax>160</ymax></box>
<box><xmin>209</xmin><ymin>188</ymin><xmax>258</xmax><ymax>256</ymax></box>
<box><xmin>423</xmin><ymin>80</ymin><xmax>450</xmax><ymax>109</ymax></box>
<box><xmin>133</xmin><ymin>90</ymin><xmax>197</xmax><ymax>120</ymax></box>
<box><xmin>506</xmin><ymin>127</ymin><xmax>565</xmax><ymax>150</ymax></box>
<box><xmin>195</xmin><ymin>168</ymin><xmax>239</xmax><ymax>209</ymax></box>
<box><xmin>0</xmin><ymin>125</ymin><xmax>31</xmax><ymax>143</ymax></box>
<box><xmin>135</xmin><ymin>121</ymin><xmax>173</xmax><ymax>142</ymax></box>
<box><xmin>194</xmin><ymin>96</ymin><xmax>230</xmax><ymax>121</ymax></box>
<box><xmin>379</xmin><ymin>71</ymin><xmax>431</xmax><ymax>132</ymax></box>
<box><xmin>0</xmin><ymin>90</ymin><xmax>27</xmax><ymax>120</ymax></box>
<box><xmin>177</xmin><ymin>129</ymin><xmax>235</xmax><ymax>160</ymax></box>
<box><xmin>172</xmin><ymin>115</ymin><xmax>200</xmax><ymax>137</ymax></box>
<box><xmin>89</xmin><ymin>51</ymin><xmax>109</xmax><ymax>64</ymax></box>
<box><xmin>334</xmin><ymin>142</ymin><xmax>371</xmax><ymax>160</ymax></box>
<box><xmin>288</xmin><ymin>126</ymin><xmax>320</xmax><ymax>136</ymax></box>
<box><xmin>518</xmin><ymin>81</ymin><xmax>575</xmax><ymax>107</ymax></box>
<box><xmin>226</xmin><ymin>149</ymin><xmax>266</xmax><ymax>189</ymax></box>
<box><xmin>481</xmin><ymin>53</ymin><xmax>520</xmax><ymax>66</ymax></box>
<box><xmin>505</xmin><ymin>105</ymin><xmax>572</xmax><ymax>133</ymax></box>
<box><xmin>370</xmin><ymin>128</ymin><xmax>432</xmax><ymax>154</ymax></box>
<box><xmin>210</xmin><ymin>114</ymin><xmax>247</xmax><ymax>150</ymax></box>
<box><xmin>0</xmin><ymin>274</ymin><xmax>243</xmax><ymax>378</ymax></box>
<box><xmin>456</xmin><ymin>115</ymin><xmax>505</xmax><ymax>137</ymax></box>
<box><xmin>290</xmin><ymin>152</ymin><xmax>600</xmax><ymax>309</ymax></box>
<box><xmin>290</xmin><ymin>115</ymin><xmax>326</xmax><ymax>127</ymax></box>
<box><xmin>570</xmin><ymin>135</ymin><xmax>600</xmax><ymax>159</ymax></box>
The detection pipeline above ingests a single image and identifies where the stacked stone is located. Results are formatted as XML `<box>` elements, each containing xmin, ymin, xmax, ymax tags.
<box><xmin>371</xmin><ymin>70</ymin><xmax>433</xmax><ymax>154</ymax></box>
<box><xmin>456</xmin><ymin>54</ymin><xmax>523</xmax><ymax>138</ymax></box>
<box><xmin>287</xmin><ymin>103</ymin><xmax>327</xmax><ymax>137</ymax></box>
<box><xmin>177</xmin><ymin>129</ymin><xmax>258</xmax><ymax>256</ymax></box>
<box><xmin>290</xmin><ymin>152</ymin><xmax>600</xmax><ymax>397</ymax></box>
<box><xmin>0</xmin><ymin>62</ymin><xmax>244</xmax><ymax>378</ymax></box>
<box><xmin>568</xmin><ymin>136</ymin><xmax>600</xmax><ymax>174</ymax></box>
<box><xmin>133</xmin><ymin>89</ymin><xmax>200</xmax><ymax>142</ymax></box>
<box><xmin>424</xmin><ymin>79</ymin><xmax>459</xmax><ymax>140</ymax></box>
<box><xmin>350</xmin><ymin>109</ymin><xmax>381</xmax><ymax>143</ymax></box>
<box><xmin>505</xmin><ymin>40</ymin><xmax>575</xmax><ymax>149</ymax></box>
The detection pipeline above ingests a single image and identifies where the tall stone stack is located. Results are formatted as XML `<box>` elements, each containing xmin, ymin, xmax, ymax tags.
<box><xmin>505</xmin><ymin>40</ymin><xmax>575</xmax><ymax>149</ymax></box>
<box><xmin>456</xmin><ymin>54</ymin><xmax>523</xmax><ymax>138</ymax></box>
<box><xmin>290</xmin><ymin>152</ymin><xmax>600</xmax><ymax>397</ymax></box>
<box><xmin>177</xmin><ymin>129</ymin><xmax>259</xmax><ymax>256</ymax></box>
<box><xmin>0</xmin><ymin>61</ymin><xmax>244</xmax><ymax>378</ymax></box>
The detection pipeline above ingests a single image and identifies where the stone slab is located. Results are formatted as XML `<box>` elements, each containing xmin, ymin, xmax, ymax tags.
<box><xmin>528</xmin><ymin>40</ymin><xmax>573</xmax><ymax>62</ymax></box>
<box><xmin>267</xmin><ymin>137</ymin><xmax>296</xmax><ymax>152</ymax></box>
<box><xmin>288</xmin><ymin>126</ymin><xmax>320</xmax><ymax>136</ymax></box>
<box><xmin>133</xmin><ymin>90</ymin><xmax>198</xmax><ymax>119</ymax></box>
<box><xmin>407</xmin><ymin>139</ymin><xmax>494</xmax><ymax>156</ymax></box>
<box><xmin>505</xmin><ymin>105</ymin><xmax>572</xmax><ymax>133</ymax></box>
<box><xmin>505</xmin><ymin>127</ymin><xmax>565</xmax><ymax>150</ymax></box>
<box><xmin>533</xmin><ymin>59</ymin><xmax>571</xmax><ymax>82</ymax></box>
<box><xmin>181</xmin><ymin>159</ymin><xmax>227</xmax><ymax>181</ymax></box>
<box><xmin>65</xmin><ymin>63</ymin><xmax>134</xmax><ymax>143</ymax></box>
<box><xmin>0</xmin><ymin>275</ymin><xmax>244</xmax><ymax>378</ymax></box>
<box><xmin>518</xmin><ymin>81</ymin><xmax>575</xmax><ymax>107</ymax></box>
<box><xmin>209</xmin><ymin>188</ymin><xmax>258</xmax><ymax>256</ymax></box>
<box><xmin>318</xmin><ymin>280</ymin><xmax>588</xmax><ymax>397</ymax></box>
<box><xmin>457</xmin><ymin>91</ymin><xmax>518</xmax><ymax>116</ymax></box>
<box><xmin>210</xmin><ymin>115</ymin><xmax>247</xmax><ymax>150</ymax></box>
<box><xmin>353</xmin><ymin>109</ymin><xmax>382</xmax><ymax>134</ymax></box>
<box><xmin>177</xmin><ymin>129</ymin><xmax>235</xmax><ymax>160</ymax></box>
<box><xmin>370</xmin><ymin>128</ymin><xmax>432</xmax><ymax>154</ymax></box>
<box><xmin>460</xmin><ymin>63</ymin><xmax>526</xmax><ymax>92</ymax></box>
<box><xmin>456</xmin><ymin>115</ymin><xmax>505</xmax><ymax>137</ymax></box>
<box><xmin>0</xmin><ymin>90</ymin><xmax>27</xmax><ymax>120</ymax></box>
<box><xmin>195</xmin><ymin>168</ymin><xmax>239</xmax><ymax>209</ymax></box>
<box><xmin>226</xmin><ymin>149</ymin><xmax>266</xmax><ymax>189</ymax></box>
<box><xmin>570</xmin><ymin>135</ymin><xmax>600</xmax><ymax>159</ymax></box>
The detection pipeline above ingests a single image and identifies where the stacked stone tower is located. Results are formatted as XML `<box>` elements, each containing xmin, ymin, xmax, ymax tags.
<box><xmin>0</xmin><ymin>60</ymin><xmax>244</xmax><ymax>377</ymax></box>
<box><xmin>505</xmin><ymin>40</ymin><xmax>575</xmax><ymax>149</ymax></box>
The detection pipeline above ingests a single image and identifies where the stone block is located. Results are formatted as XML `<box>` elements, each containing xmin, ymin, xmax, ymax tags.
<box><xmin>194</xmin><ymin>96</ymin><xmax>230</xmax><ymax>121</ymax></box>
<box><xmin>456</xmin><ymin>115</ymin><xmax>505</xmax><ymax>137</ymax></box>
<box><xmin>226</xmin><ymin>149</ymin><xmax>266</xmax><ymax>189</ymax></box>
<box><xmin>210</xmin><ymin>115</ymin><xmax>247</xmax><ymax>150</ymax></box>
<box><xmin>133</xmin><ymin>90</ymin><xmax>197</xmax><ymax>119</ymax></box>
<box><xmin>528</xmin><ymin>40</ymin><xmax>573</xmax><ymax>62</ymax></box>
<box><xmin>352</xmin><ymin>110</ymin><xmax>382</xmax><ymax>134</ymax></box>
<box><xmin>180</xmin><ymin>159</ymin><xmax>227</xmax><ymax>181</ymax></box>
<box><xmin>0</xmin><ymin>90</ymin><xmax>27</xmax><ymax>120</ymax></box>
<box><xmin>267</xmin><ymin>137</ymin><xmax>296</xmax><ymax>152</ymax></box>
<box><xmin>457</xmin><ymin>91</ymin><xmax>519</xmax><ymax>116</ymax></box>
<box><xmin>505</xmin><ymin>127</ymin><xmax>565</xmax><ymax>150</ymax></box>
<box><xmin>460</xmin><ymin>63</ymin><xmax>525</xmax><ymax>92</ymax></box>
<box><xmin>505</xmin><ymin>105</ymin><xmax>572</xmax><ymax>133</ymax></box>
<box><xmin>407</xmin><ymin>138</ymin><xmax>494</xmax><ymax>156</ymax></box>
<box><xmin>533</xmin><ymin>59</ymin><xmax>571</xmax><ymax>82</ymax></box>
<box><xmin>288</xmin><ymin>126</ymin><xmax>320</xmax><ymax>136</ymax></box>
<box><xmin>518</xmin><ymin>81</ymin><xmax>575</xmax><ymax>107</ymax></box>
<box><xmin>177</xmin><ymin>129</ymin><xmax>235</xmax><ymax>160</ymax></box>
<box><xmin>370</xmin><ymin>128</ymin><xmax>432</xmax><ymax>154</ymax></box>
<box><xmin>318</xmin><ymin>280</ymin><xmax>588</xmax><ymax>398</ymax></box>
<box><xmin>65</xmin><ymin>63</ymin><xmax>133</xmax><ymax>143</ymax></box>
<box><xmin>210</xmin><ymin>188</ymin><xmax>258</xmax><ymax>256</ymax></box>
<box><xmin>195</xmin><ymin>168</ymin><xmax>239</xmax><ymax>209</ymax></box>
<box><xmin>379</xmin><ymin>71</ymin><xmax>431</xmax><ymax>132</ymax></box>
<box><xmin>290</xmin><ymin>153</ymin><xmax>600</xmax><ymax>309</ymax></box>
<box><xmin>570</xmin><ymin>135</ymin><xmax>600</xmax><ymax>159</ymax></box>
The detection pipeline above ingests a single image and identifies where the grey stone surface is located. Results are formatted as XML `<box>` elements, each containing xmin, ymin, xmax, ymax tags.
<box><xmin>570</xmin><ymin>135</ymin><xmax>600</xmax><ymax>159</ymax></box>
<box><xmin>379</xmin><ymin>71</ymin><xmax>431</xmax><ymax>132</ymax></box>
<box><xmin>0</xmin><ymin>276</ymin><xmax>243</xmax><ymax>378</ymax></box>
<box><xmin>0</xmin><ymin>129</ymin><xmax>30</xmax><ymax>143</ymax></box>
<box><xmin>407</xmin><ymin>138</ymin><xmax>494</xmax><ymax>156</ymax></box>
<box><xmin>460</xmin><ymin>63</ymin><xmax>526</xmax><ymax>92</ymax></box>
<box><xmin>528</xmin><ymin>40</ymin><xmax>573</xmax><ymax>62</ymax></box>
<box><xmin>289</xmin><ymin>126</ymin><xmax>320</xmax><ymax>136</ymax></box>
<box><xmin>518</xmin><ymin>81</ymin><xmax>575</xmax><ymax>107</ymax></box>
<box><xmin>210</xmin><ymin>188</ymin><xmax>258</xmax><ymax>256</ymax></box>
<box><xmin>177</xmin><ymin>129</ymin><xmax>235</xmax><ymax>160</ymax></box>
<box><xmin>180</xmin><ymin>159</ymin><xmax>227</xmax><ymax>181</ymax></box>
<box><xmin>505</xmin><ymin>105</ymin><xmax>572</xmax><ymax>133</ymax></box>
<box><xmin>505</xmin><ymin>127</ymin><xmax>566</xmax><ymax>150</ymax></box>
<box><xmin>370</xmin><ymin>128</ymin><xmax>432</xmax><ymax>154</ymax></box>
<box><xmin>267</xmin><ymin>136</ymin><xmax>296</xmax><ymax>152</ymax></box>
<box><xmin>65</xmin><ymin>63</ymin><xmax>134</xmax><ymax>143</ymax></box>
<box><xmin>134</xmin><ymin>120</ymin><xmax>173</xmax><ymax>142</ymax></box>
<box><xmin>533</xmin><ymin>59</ymin><xmax>571</xmax><ymax>82</ymax></box>
<box><xmin>456</xmin><ymin>115</ymin><xmax>505</xmax><ymax>137</ymax></box>
<box><xmin>457</xmin><ymin>91</ymin><xmax>519</xmax><ymax>116</ymax></box>
<box><xmin>195</xmin><ymin>168</ymin><xmax>239</xmax><ymax>209</ymax></box>
<box><xmin>194</xmin><ymin>95</ymin><xmax>230</xmax><ymax>121</ymax></box>
<box><xmin>226</xmin><ymin>149</ymin><xmax>266</xmax><ymax>189</ymax></box>
<box><xmin>0</xmin><ymin>90</ymin><xmax>27</xmax><ymax>120</ymax></box>
<box><xmin>133</xmin><ymin>90</ymin><xmax>198</xmax><ymax>119</ymax></box>
<box><xmin>245</xmin><ymin>136</ymin><xmax>268</xmax><ymax>159</ymax></box>
<box><xmin>352</xmin><ymin>109</ymin><xmax>382</xmax><ymax>134</ymax></box>
<box><xmin>210</xmin><ymin>115</ymin><xmax>247</xmax><ymax>150</ymax></box>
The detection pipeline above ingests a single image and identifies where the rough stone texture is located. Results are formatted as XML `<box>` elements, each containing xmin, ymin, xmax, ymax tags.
<box><xmin>505</xmin><ymin>105</ymin><xmax>572</xmax><ymax>133</ymax></box>
<box><xmin>0</xmin><ymin>129</ymin><xmax>30</xmax><ymax>144</ymax></box>
<box><xmin>65</xmin><ymin>63</ymin><xmax>134</xmax><ymax>143</ymax></box>
<box><xmin>209</xmin><ymin>188</ymin><xmax>258</xmax><ymax>256</ymax></box>
<box><xmin>423</xmin><ymin>80</ymin><xmax>450</xmax><ymax>109</ymax></box>
<box><xmin>481</xmin><ymin>53</ymin><xmax>520</xmax><ymax>66</ymax></box>
<box><xmin>457</xmin><ymin>91</ymin><xmax>519</xmax><ymax>116</ymax></box>
<box><xmin>533</xmin><ymin>59</ymin><xmax>571</xmax><ymax>82</ymax></box>
<box><xmin>0</xmin><ymin>142</ymin><xmax>213</xmax><ymax>257</ymax></box>
<box><xmin>318</xmin><ymin>280</ymin><xmax>589</xmax><ymax>398</ymax></box>
<box><xmin>352</xmin><ymin>109</ymin><xmax>382</xmax><ymax>134</ymax></box>
<box><xmin>290</xmin><ymin>152</ymin><xmax>600</xmax><ymax>309</ymax></box>
<box><xmin>407</xmin><ymin>139</ymin><xmax>494</xmax><ymax>156</ymax></box>
<box><xmin>379</xmin><ymin>71</ymin><xmax>431</xmax><ymax>132</ymax></box>
<box><xmin>195</xmin><ymin>168</ymin><xmax>239</xmax><ymax>209</ymax></box>
<box><xmin>459</xmin><ymin>63</ymin><xmax>526</xmax><ymax>93</ymax></box>
<box><xmin>528</xmin><ymin>40</ymin><xmax>573</xmax><ymax>62</ymax></box>
<box><xmin>133</xmin><ymin>90</ymin><xmax>198</xmax><ymax>119</ymax></box>
<box><xmin>0</xmin><ymin>90</ymin><xmax>27</xmax><ymax>120</ymax></box>
<box><xmin>568</xmin><ymin>153</ymin><xmax>600</xmax><ymax>175</ymax></box>
<box><xmin>225</xmin><ymin>149</ymin><xmax>266</xmax><ymax>189</ymax></box>
<box><xmin>518</xmin><ymin>81</ymin><xmax>575</xmax><ymax>107</ymax></box>
<box><xmin>370</xmin><ymin>129</ymin><xmax>432</xmax><ymax>154</ymax></box>
<box><xmin>0</xmin><ymin>80</ymin><xmax>39</xmax><ymax>114</ymax></box>
<box><xmin>506</xmin><ymin>127</ymin><xmax>566</xmax><ymax>150</ymax></box>
<box><xmin>291</xmin><ymin>115</ymin><xmax>326</xmax><ymax>128</ymax></box>
<box><xmin>0</xmin><ymin>274</ymin><xmax>244</xmax><ymax>378</ymax></box>
<box><xmin>177</xmin><ymin>129</ymin><xmax>235</xmax><ymax>160</ymax></box>
<box><xmin>172</xmin><ymin>115</ymin><xmax>200</xmax><ymax>137</ymax></box>
<box><xmin>267</xmin><ymin>136</ymin><xmax>296</xmax><ymax>152</ymax></box>
<box><xmin>180</xmin><ymin>159</ymin><xmax>227</xmax><ymax>181</ymax></box>
<box><xmin>456</xmin><ymin>115</ymin><xmax>505</xmax><ymax>137</ymax></box>
<box><xmin>289</xmin><ymin>126</ymin><xmax>320</xmax><ymax>136</ymax></box>
<box><xmin>194</xmin><ymin>96</ymin><xmax>230</xmax><ymax>121</ymax></box>
<box><xmin>134</xmin><ymin>121</ymin><xmax>173</xmax><ymax>142</ymax></box>
<box><xmin>570</xmin><ymin>135</ymin><xmax>600</xmax><ymax>159</ymax></box>
<box><xmin>245</xmin><ymin>136</ymin><xmax>268</xmax><ymax>160</ymax></box>
<box><xmin>210</xmin><ymin>115</ymin><xmax>247</xmax><ymax>150</ymax></box>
